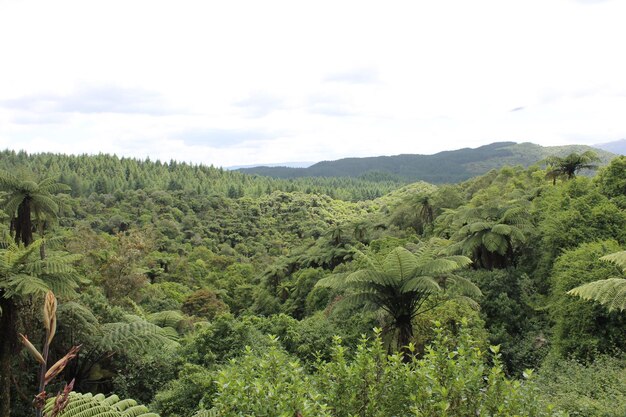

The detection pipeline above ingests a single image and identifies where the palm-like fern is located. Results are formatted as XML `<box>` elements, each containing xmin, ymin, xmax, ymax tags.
<box><xmin>544</xmin><ymin>150</ymin><xmax>600</xmax><ymax>184</ymax></box>
<box><xmin>43</xmin><ymin>392</ymin><xmax>159</xmax><ymax>417</ymax></box>
<box><xmin>0</xmin><ymin>171</ymin><xmax>70</xmax><ymax>246</ymax></box>
<box><xmin>567</xmin><ymin>250</ymin><xmax>626</xmax><ymax>312</ymax></box>
<box><xmin>316</xmin><ymin>241</ymin><xmax>477</xmax><ymax>355</ymax></box>
<box><xmin>446</xmin><ymin>201</ymin><xmax>531</xmax><ymax>269</ymax></box>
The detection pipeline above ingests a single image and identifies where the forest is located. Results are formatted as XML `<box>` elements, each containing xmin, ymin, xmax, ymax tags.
<box><xmin>1</xmin><ymin>149</ymin><xmax>625</xmax><ymax>417</ymax></box>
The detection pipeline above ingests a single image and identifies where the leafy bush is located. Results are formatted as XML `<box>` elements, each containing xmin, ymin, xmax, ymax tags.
<box><xmin>538</xmin><ymin>355</ymin><xmax>626</xmax><ymax>417</ymax></box>
<box><xmin>202</xmin><ymin>322</ymin><xmax>562</xmax><ymax>416</ymax></box>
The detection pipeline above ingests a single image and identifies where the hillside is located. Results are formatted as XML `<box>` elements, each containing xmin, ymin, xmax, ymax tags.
<box><xmin>595</xmin><ymin>139</ymin><xmax>626</xmax><ymax>155</ymax></box>
<box><xmin>238</xmin><ymin>141</ymin><xmax>615</xmax><ymax>183</ymax></box>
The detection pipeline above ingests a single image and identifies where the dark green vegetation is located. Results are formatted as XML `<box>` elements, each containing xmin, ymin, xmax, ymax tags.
<box><xmin>2</xmin><ymin>150</ymin><xmax>626</xmax><ymax>416</ymax></box>
<box><xmin>238</xmin><ymin>141</ymin><xmax>615</xmax><ymax>183</ymax></box>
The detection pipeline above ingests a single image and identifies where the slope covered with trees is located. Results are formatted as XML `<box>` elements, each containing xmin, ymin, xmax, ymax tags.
<box><xmin>2</xmin><ymin>151</ymin><xmax>626</xmax><ymax>417</ymax></box>
<box><xmin>238</xmin><ymin>141</ymin><xmax>615</xmax><ymax>183</ymax></box>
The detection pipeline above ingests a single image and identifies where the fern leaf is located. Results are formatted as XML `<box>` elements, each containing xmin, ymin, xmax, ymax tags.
<box><xmin>601</xmin><ymin>251</ymin><xmax>626</xmax><ymax>272</ymax></box>
<box><xmin>568</xmin><ymin>278</ymin><xmax>626</xmax><ymax>312</ymax></box>
<box><xmin>401</xmin><ymin>276</ymin><xmax>440</xmax><ymax>293</ymax></box>
<box><xmin>382</xmin><ymin>247</ymin><xmax>418</xmax><ymax>282</ymax></box>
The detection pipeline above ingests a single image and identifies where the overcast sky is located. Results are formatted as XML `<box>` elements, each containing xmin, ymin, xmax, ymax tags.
<box><xmin>1</xmin><ymin>0</ymin><xmax>625</xmax><ymax>167</ymax></box>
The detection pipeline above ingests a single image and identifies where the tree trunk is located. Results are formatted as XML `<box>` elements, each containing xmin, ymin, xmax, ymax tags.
<box><xmin>0</xmin><ymin>297</ymin><xmax>16</xmax><ymax>417</ymax></box>
<box><xmin>397</xmin><ymin>316</ymin><xmax>413</xmax><ymax>362</ymax></box>
<box><xmin>15</xmin><ymin>198</ymin><xmax>33</xmax><ymax>247</ymax></box>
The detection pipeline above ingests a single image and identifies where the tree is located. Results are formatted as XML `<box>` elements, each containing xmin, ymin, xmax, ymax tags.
<box><xmin>316</xmin><ymin>241</ymin><xmax>479</xmax><ymax>358</ymax></box>
<box><xmin>447</xmin><ymin>201</ymin><xmax>532</xmax><ymax>269</ymax></box>
<box><xmin>544</xmin><ymin>151</ymin><xmax>600</xmax><ymax>184</ymax></box>
<box><xmin>0</xmin><ymin>171</ymin><xmax>70</xmax><ymax>247</ymax></box>
<box><xmin>0</xmin><ymin>239</ymin><xmax>79</xmax><ymax>417</ymax></box>
<box><xmin>568</xmin><ymin>250</ymin><xmax>626</xmax><ymax>312</ymax></box>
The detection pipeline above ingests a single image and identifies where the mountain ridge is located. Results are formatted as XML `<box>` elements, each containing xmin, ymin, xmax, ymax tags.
<box><xmin>238</xmin><ymin>141</ymin><xmax>615</xmax><ymax>184</ymax></box>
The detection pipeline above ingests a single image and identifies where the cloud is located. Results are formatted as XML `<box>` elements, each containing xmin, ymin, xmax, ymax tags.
<box><xmin>173</xmin><ymin>128</ymin><xmax>275</xmax><ymax>148</ymax></box>
<box><xmin>11</xmin><ymin>113</ymin><xmax>69</xmax><ymax>125</ymax></box>
<box><xmin>324</xmin><ymin>68</ymin><xmax>380</xmax><ymax>84</ymax></box>
<box><xmin>572</xmin><ymin>0</ymin><xmax>613</xmax><ymax>4</ymax></box>
<box><xmin>510</xmin><ymin>106</ymin><xmax>525</xmax><ymax>112</ymax></box>
<box><xmin>1</xmin><ymin>85</ymin><xmax>175</xmax><ymax>115</ymax></box>
<box><xmin>233</xmin><ymin>92</ymin><xmax>285</xmax><ymax>118</ymax></box>
<box><xmin>306</xmin><ymin>94</ymin><xmax>356</xmax><ymax>117</ymax></box>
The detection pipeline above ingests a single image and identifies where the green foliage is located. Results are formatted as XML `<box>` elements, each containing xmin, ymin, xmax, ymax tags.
<box><xmin>181</xmin><ymin>289</ymin><xmax>229</xmax><ymax>319</ymax></box>
<box><xmin>538</xmin><ymin>355</ymin><xmax>626</xmax><ymax>417</ymax></box>
<box><xmin>210</xmin><ymin>338</ymin><xmax>331</xmax><ymax>417</ymax></box>
<box><xmin>463</xmin><ymin>268</ymin><xmax>547</xmax><ymax>373</ymax></box>
<box><xmin>549</xmin><ymin>241</ymin><xmax>626</xmax><ymax>360</ymax></box>
<box><xmin>596</xmin><ymin>155</ymin><xmax>626</xmax><ymax>206</ymax></box>
<box><xmin>152</xmin><ymin>364</ymin><xmax>215</xmax><ymax>417</ymax></box>
<box><xmin>0</xmin><ymin>238</ymin><xmax>80</xmax><ymax>300</ymax></box>
<box><xmin>204</xmin><ymin>324</ymin><xmax>561</xmax><ymax>416</ymax></box>
<box><xmin>446</xmin><ymin>200</ymin><xmax>532</xmax><ymax>269</ymax></box>
<box><xmin>44</xmin><ymin>392</ymin><xmax>158</xmax><ymax>417</ymax></box>
<box><xmin>533</xmin><ymin>177</ymin><xmax>626</xmax><ymax>284</ymax></box>
<box><xmin>568</xmin><ymin>250</ymin><xmax>626</xmax><ymax>312</ymax></box>
<box><xmin>316</xmin><ymin>241</ymin><xmax>478</xmax><ymax>353</ymax></box>
<box><xmin>544</xmin><ymin>150</ymin><xmax>600</xmax><ymax>183</ymax></box>
<box><xmin>0</xmin><ymin>170</ymin><xmax>70</xmax><ymax>246</ymax></box>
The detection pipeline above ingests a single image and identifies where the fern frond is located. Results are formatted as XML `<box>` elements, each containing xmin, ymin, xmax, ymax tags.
<box><xmin>99</xmin><ymin>320</ymin><xmax>179</xmax><ymax>352</ymax></box>
<box><xmin>568</xmin><ymin>278</ymin><xmax>626</xmax><ymax>312</ymax></box>
<box><xmin>601</xmin><ymin>251</ymin><xmax>626</xmax><ymax>272</ymax></box>
<box><xmin>481</xmin><ymin>232</ymin><xmax>507</xmax><ymax>255</ymax></box>
<box><xmin>44</xmin><ymin>392</ymin><xmax>159</xmax><ymax>417</ymax></box>
<box><xmin>315</xmin><ymin>273</ymin><xmax>349</xmax><ymax>289</ymax></box>
<box><xmin>401</xmin><ymin>276</ymin><xmax>440</xmax><ymax>293</ymax></box>
<box><xmin>382</xmin><ymin>247</ymin><xmax>418</xmax><ymax>282</ymax></box>
<box><xmin>147</xmin><ymin>310</ymin><xmax>185</xmax><ymax>329</ymax></box>
<box><xmin>4</xmin><ymin>274</ymin><xmax>49</xmax><ymax>296</ymax></box>
<box><xmin>446</xmin><ymin>275</ymin><xmax>482</xmax><ymax>299</ymax></box>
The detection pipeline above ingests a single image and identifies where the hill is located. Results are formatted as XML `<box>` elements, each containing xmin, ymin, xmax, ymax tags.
<box><xmin>595</xmin><ymin>139</ymin><xmax>626</xmax><ymax>155</ymax></box>
<box><xmin>238</xmin><ymin>142</ymin><xmax>615</xmax><ymax>183</ymax></box>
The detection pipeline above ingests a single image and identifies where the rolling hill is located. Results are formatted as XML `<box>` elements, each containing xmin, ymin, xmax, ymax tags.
<box><xmin>238</xmin><ymin>141</ymin><xmax>615</xmax><ymax>184</ymax></box>
<box><xmin>595</xmin><ymin>139</ymin><xmax>626</xmax><ymax>155</ymax></box>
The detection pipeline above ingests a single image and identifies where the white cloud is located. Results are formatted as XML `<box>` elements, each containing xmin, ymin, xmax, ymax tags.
<box><xmin>0</xmin><ymin>0</ymin><xmax>625</xmax><ymax>166</ymax></box>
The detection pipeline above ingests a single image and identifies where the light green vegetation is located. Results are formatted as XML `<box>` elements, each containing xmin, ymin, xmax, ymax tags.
<box><xmin>2</xmin><ymin>153</ymin><xmax>626</xmax><ymax>417</ymax></box>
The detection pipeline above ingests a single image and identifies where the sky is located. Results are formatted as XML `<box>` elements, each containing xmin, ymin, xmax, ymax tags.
<box><xmin>1</xmin><ymin>0</ymin><xmax>625</xmax><ymax>167</ymax></box>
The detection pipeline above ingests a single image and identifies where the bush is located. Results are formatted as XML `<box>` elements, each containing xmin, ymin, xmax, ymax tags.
<box><xmin>538</xmin><ymin>355</ymin><xmax>626</xmax><ymax>417</ymax></box>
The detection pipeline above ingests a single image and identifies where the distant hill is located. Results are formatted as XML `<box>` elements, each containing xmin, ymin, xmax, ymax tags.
<box><xmin>594</xmin><ymin>139</ymin><xmax>626</xmax><ymax>155</ymax></box>
<box><xmin>238</xmin><ymin>142</ymin><xmax>615</xmax><ymax>184</ymax></box>
<box><xmin>227</xmin><ymin>161</ymin><xmax>315</xmax><ymax>170</ymax></box>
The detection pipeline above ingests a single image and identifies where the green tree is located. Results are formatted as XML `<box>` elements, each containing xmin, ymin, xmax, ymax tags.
<box><xmin>0</xmin><ymin>171</ymin><xmax>69</xmax><ymax>247</ymax></box>
<box><xmin>568</xmin><ymin>250</ymin><xmax>626</xmax><ymax>312</ymax></box>
<box><xmin>0</xmin><ymin>239</ymin><xmax>79</xmax><ymax>417</ymax></box>
<box><xmin>544</xmin><ymin>151</ymin><xmax>600</xmax><ymax>184</ymax></box>
<box><xmin>447</xmin><ymin>201</ymin><xmax>532</xmax><ymax>269</ymax></box>
<box><xmin>549</xmin><ymin>241</ymin><xmax>626</xmax><ymax>360</ymax></box>
<box><xmin>316</xmin><ymin>241</ymin><xmax>479</xmax><ymax>357</ymax></box>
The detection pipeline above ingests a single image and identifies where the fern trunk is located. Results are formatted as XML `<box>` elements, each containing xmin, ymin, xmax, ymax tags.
<box><xmin>397</xmin><ymin>316</ymin><xmax>413</xmax><ymax>362</ymax></box>
<box><xmin>0</xmin><ymin>297</ymin><xmax>16</xmax><ymax>417</ymax></box>
<box><xmin>15</xmin><ymin>197</ymin><xmax>33</xmax><ymax>247</ymax></box>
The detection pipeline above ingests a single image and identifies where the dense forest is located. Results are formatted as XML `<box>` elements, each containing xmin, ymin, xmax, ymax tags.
<box><xmin>1</xmin><ymin>149</ymin><xmax>625</xmax><ymax>417</ymax></box>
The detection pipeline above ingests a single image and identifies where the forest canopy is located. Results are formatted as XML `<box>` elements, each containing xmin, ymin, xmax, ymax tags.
<box><xmin>1</xmin><ymin>151</ymin><xmax>625</xmax><ymax>417</ymax></box>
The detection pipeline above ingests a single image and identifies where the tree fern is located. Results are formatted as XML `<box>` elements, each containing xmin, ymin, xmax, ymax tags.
<box><xmin>568</xmin><ymin>250</ymin><xmax>626</xmax><ymax>312</ymax></box>
<box><xmin>316</xmin><ymin>240</ymin><xmax>476</xmax><ymax>356</ymax></box>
